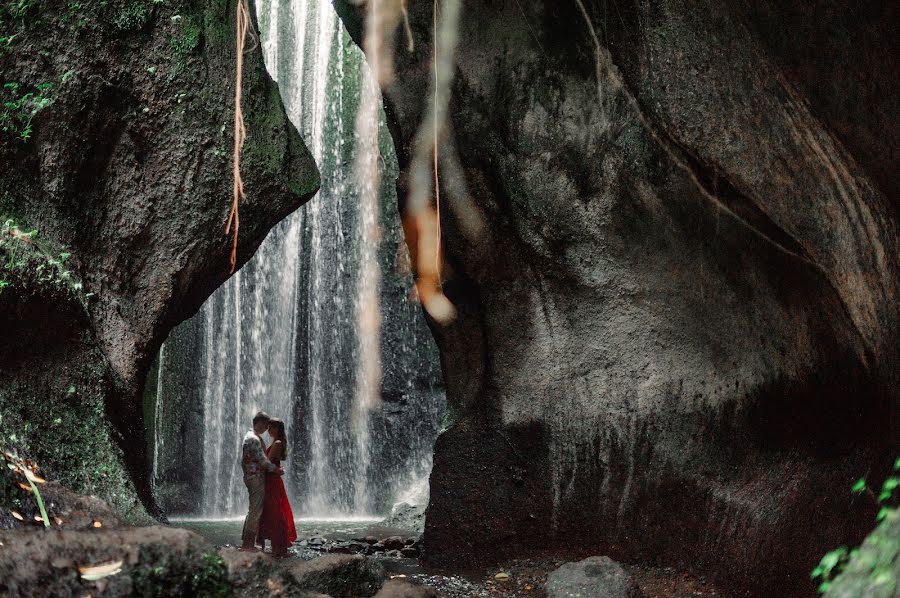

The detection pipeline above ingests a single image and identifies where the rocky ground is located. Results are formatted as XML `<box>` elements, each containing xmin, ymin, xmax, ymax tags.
<box><xmin>225</xmin><ymin>526</ymin><xmax>723</xmax><ymax>597</ymax></box>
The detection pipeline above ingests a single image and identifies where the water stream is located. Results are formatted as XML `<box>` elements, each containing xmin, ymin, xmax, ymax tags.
<box><xmin>151</xmin><ymin>0</ymin><xmax>444</xmax><ymax>519</ymax></box>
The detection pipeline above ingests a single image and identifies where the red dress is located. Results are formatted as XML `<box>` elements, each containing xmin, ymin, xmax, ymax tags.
<box><xmin>257</xmin><ymin>444</ymin><xmax>297</xmax><ymax>555</ymax></box>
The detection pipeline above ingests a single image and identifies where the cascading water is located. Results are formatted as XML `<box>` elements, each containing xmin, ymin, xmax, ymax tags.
<box><xmin>151</xmin><ymin>0</ymin><xmax>445</xmax><ymax>519</ymax></box>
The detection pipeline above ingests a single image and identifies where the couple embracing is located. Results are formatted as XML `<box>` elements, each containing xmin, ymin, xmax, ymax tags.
<box><xmin>240</xmin><ymin>411</ymin><xmax>298</xmax><ymax>557</ymax></box>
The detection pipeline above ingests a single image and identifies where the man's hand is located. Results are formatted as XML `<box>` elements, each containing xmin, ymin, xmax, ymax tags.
<box><xmin>275</xmin><ymin>467</ymin><xmax>284</xmax><ymax>476</ymax></box>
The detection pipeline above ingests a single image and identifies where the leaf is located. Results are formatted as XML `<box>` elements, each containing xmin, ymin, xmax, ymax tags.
<box><xmin>10</xmin><ymin>511</ymin><xmax>23</xmax><ymax>521</ymax></box>
<box><xmin>851</xmin><ymin>478</ymin><xmax>867</xmax><ymax>494</ymax></box>
<box><xmin>817</xmin><ymin>546</ymin><xmax>848</xmax><ymax>576</ymax></box>
<box><xmin>16</xmin><ymin>482</ymin><xmax>31</xmax><ymax>492</ymax></box>
<box><xmin>876</xmin><ymin>507</ymin><xmax>890</xmax><ymax>522</ymax></box>
<box><xmin>78</xmin><ymin>560</ymin><xmax>123</xmax><ymax>581</ymax></box>
<box><xmin>894</xmin><ymin>457</ymin><xmax>900</xmax><ymax>471</ymax></box>
<box><xmin>22</xmin><ymin>468</ymin><xmax>45</xmax><ymax>484</ymax></box>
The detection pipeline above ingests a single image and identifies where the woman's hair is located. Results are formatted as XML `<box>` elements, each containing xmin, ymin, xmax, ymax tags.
<box><xmin>268</xmin><ymin>418</ymin><xmax>287</xmax><ymax>459</ymax></box>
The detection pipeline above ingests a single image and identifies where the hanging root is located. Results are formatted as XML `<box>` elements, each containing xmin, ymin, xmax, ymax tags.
<box><xmin>402</xmin><ymin>0</ymin><xmax>464</xmax><ymax>324</ymax></box>
<box><xmin>400</xmin><ymin>0</ymin><xmax>414</xmax><ymax>52</ymax></box>
<box><xmin>225</xmin><ymin>0</ymin><xmax>252</xmax><ymax>273</ymax></box>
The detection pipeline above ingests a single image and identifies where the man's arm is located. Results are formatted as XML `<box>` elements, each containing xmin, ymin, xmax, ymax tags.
<box><xmin>244</xmin><ymin>436</ymin><xmax>276</xmax><ymax>472</ymax></box>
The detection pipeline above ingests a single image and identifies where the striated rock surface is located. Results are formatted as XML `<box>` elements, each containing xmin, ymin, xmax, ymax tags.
<box><xmin>335</xmin><ymin>0</ymin><xmax>898</xmax><ymax>594</ymax></box>
<box><xmin>0</xmin><ymin>0</ymin><xmax>319</xmax><ymax>515</ymax></box>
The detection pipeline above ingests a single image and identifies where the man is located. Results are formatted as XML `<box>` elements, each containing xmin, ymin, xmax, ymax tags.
<box><xmin>240</xmin><ymin>410</ymin><xmax>283</xmax><ymax>551</ymax></box>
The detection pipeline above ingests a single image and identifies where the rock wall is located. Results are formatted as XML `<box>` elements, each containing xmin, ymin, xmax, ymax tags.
<box><xmin>334</xmin><ymin>0</ymin><xmax>898</xmax><ymax>594</ymax></box>
<box><xmin>0</xmin><ymin>0</ymin><xmax>318</xmax><ymax>516</ymax></box>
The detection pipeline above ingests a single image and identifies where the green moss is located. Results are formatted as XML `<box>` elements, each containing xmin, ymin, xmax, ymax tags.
<box><xmin>0</xmin><ymin>358</ymin><xmax>144</xmax><ymax>518</ymax></box>
<box><xmin>174</xmin><ymin>14</ymin><xmax>201</xmax><ymax>53</ymax></box>
<box><xmin>0</xmin><ymin>214</ymin><xmax>143</xmax><ymax>520</ymax></box>
<box><xmin>130</xmin><ymin>548</ymin><xmax>233</xmax><ymax>597</ymax></box>
<box><xmin>113</xmin><ymin>1</ymin><xmax>153</xmax><ymax>32</ymax></box>
<box><xmin>200</xmin><ymin>0</ymin><xmax>231</xmax><ymax>49</ymax></box>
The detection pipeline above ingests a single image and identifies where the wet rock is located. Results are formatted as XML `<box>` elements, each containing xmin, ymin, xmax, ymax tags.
<box><xmin>404</xmin><ymin>537</ymin><xmax>417</xmax><ymax>546</ymax></box>
<box><xmin>382</xmin><ymin>536</ymin><xmax>405</xmax><ymax>550</ymax></box>
<box><xmin>289</xmin><ymin>554</ymin><xmax>386</xmax><ymax>598</ymax></box>
<box><xmin>0</xmin><ymin>526</ymin><xmax>226</xmax><ymax>597</ymax></box>
<box><xmin>381</xmin><ymin>503</ymin><xmax>426</xmax><ymax>534</ymax></box>
<box><xmin>400</xmin><ymin>547</ymin><xmax>419</xmax><ymax>558</ymax></box>
<box><xmin>545</xmin><ymin>557</ymin><xmax>641</xmax><ymax>598</ymax></box>
<box><xmin>374</xmin><ymin>579</ymin><xmax>440</xmax><ymax>597</ymax></box>
<box><xmin>335</xmin><ymin>0</ymin><xmax>898</xmax><ymax>593</ymax></box>
<box><xmin>369</xmin><ymin>543</ymin><xmax>386</xmax><ymax>553</ymax></box>
<box><xmin>365</xmin><ymin>536</ymin><xmax>379</xmax><ymax>545</ymax></box>
<box><xmin>385</xmin><ymin>550</ymin><xmax>404</xmax><ymax>559</ymax></box>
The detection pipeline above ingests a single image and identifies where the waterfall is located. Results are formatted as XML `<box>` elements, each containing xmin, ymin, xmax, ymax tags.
<box><xmin>153</xmin><ymin>0</ymin><xmax>445</xmax><ymax>519</ymax></box>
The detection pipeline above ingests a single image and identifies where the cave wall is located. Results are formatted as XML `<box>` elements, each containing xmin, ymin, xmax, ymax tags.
<box><xmin>0</xmin><ymin>0</ymin><xmax>318</xmax><ymax>518</ymax></box>
<box><xmin>334</xmin><ymin>0</ymin><xmax>898</xmax><ymax>594</ymax></box>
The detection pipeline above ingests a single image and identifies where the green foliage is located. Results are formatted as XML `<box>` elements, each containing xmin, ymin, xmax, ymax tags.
<box><xmin>0</xmin><ymin>0</ymin><xmax>39</xmax><ymax>56</ymax></box>
<box><xmin>131</xmin><ymin>548</ymin><xmax>233</xmax><ymax>597</ymax></box>
<box><xmin>812</xmin><ymin>458</ymin><xmax>900</xmax><ymax>594</ymax></box>
<box><xmin>191</xmin><ymin>553</ymin><xmax>233</xmax><ymax>597</ymax></box>
<box><xmin>0</xmin><ymin>218</ymin><xmax>83</xmax><ymax>298</ymax></box>
<box><xmin>113</xmin><ymin>0</ymin><xmax>158</xmax><ymax>32</ymax></box>
<box><xmin>1</xmin><ymin>80</ymin><xmax>54</xmax><ymax>141</ymax></box>
<box><xmin>170</xmin><ymin>12</ymin><xmax>201</xmax><ymax>57</ymax></box>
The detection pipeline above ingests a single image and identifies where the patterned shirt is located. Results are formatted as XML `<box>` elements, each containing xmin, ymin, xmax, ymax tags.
<box><xmin>241</xmin><ymin>430</ymin><xmax>276</xmax><ymax>478</ymax></box>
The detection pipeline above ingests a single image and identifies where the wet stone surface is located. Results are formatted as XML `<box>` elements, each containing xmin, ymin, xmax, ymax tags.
<box><xmin>176</xmin><ymin>519</ymin><xmax>724</xmax><ymax>597</ymax></box>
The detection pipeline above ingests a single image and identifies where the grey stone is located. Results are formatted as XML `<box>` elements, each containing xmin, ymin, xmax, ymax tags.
<box><xmin>545</xmin><ymin>557</ymin><xmax>640</xmax><ymax>598</ymax></box>
<box><xmin>374</xmin><ymin>579</ymin><xmax>440</xmax><ymax>598</ymax></box>
<box><xmin>288</xmin><ymin>554</ymin><xmax>386</xmax><ymax>598</ymax></box>
<box><xmin>382</xmin><ymin>536</ymin><xmax>405</xmax><ymax>550</ymax></box>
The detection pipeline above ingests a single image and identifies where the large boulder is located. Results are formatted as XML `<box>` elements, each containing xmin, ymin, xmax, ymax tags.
<box><xmin>545</xmin><ymin>556</ymin><xmax>640</xmax><ymax>598</ymax></box>
<box><xmin>0</xmin><ymin>0</ymin><xmax>319</xmax><ymax>516</ymax></box>
<box><xmin>334</xmin><ymin>0</ymin><xmax>898</xmax><ymax>594</ymax></box>
<box><xmin>288</xmin><ymin>553</ymin><xmax>387</xmax><ymax>597</ymax></box>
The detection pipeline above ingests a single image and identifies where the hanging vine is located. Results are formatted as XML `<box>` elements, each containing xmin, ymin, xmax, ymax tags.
<box><xmin>225</xmin><ymin>0</ymin><xmax>253</xmax><ymax>273</ymax></box>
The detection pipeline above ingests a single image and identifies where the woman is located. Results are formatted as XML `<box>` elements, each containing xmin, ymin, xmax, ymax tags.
<box><xmin>257</xmin><ymin>418</ymin><xmax>297</xmax><ymax>558</ymax></box>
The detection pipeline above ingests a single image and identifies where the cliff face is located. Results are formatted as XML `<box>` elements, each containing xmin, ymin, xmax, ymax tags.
<box><xmin>0</xmin><ymin>0</ymin><xmax>318</xmax><ymax>516</ymax></box>
<box><xmin>334</xmin><ymin>0</ymin><xmax>898</xmax><ymax>593</ymax></box>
